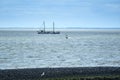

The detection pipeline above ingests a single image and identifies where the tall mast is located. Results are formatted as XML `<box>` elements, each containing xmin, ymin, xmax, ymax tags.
<box><xmin>43</xmin><ymin>21</ymin><xmax>45</xmax><ymax>32</ymax></box>
<box><xmin>53</xmin><ymin>22</ymin><xmax>55</xmax><ymax>32</ymax></box>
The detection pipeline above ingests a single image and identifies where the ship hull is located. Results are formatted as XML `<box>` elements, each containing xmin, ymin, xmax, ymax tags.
<box><xmin>37</xmin><ymin>31</ymin><xmax>60</xmax><ymax>34</ymax></box>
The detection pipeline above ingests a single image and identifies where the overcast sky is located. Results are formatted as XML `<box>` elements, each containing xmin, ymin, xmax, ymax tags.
<box><xmin>0</xmin><ymin>0</ymin><xmax>120</xmax><ymax>28</ymax></box>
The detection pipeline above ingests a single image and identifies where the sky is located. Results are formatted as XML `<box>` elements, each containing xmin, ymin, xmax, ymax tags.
<box><xmin>0</xmin><ymin>0</ymin><xmax>120</xmax><ymax>28</ymax></box>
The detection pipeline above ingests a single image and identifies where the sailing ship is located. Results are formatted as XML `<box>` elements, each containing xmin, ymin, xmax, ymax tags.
<box><xmin>37</xmin><ymin>21</ymin><xmax>60</xmax><ymax>34</ymax></box>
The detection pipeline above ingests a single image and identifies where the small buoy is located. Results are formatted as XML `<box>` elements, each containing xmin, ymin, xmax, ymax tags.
<box><xmin>65</xmin><ymin>35</ymin><xmax>68</xmax><ymax>39</ymax></box>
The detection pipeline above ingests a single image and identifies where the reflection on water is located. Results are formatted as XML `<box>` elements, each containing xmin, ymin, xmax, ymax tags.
<box><xmin>0</xmin><ymin>30</ymin><xmax>120</xmax><ymax>69</ymax></box>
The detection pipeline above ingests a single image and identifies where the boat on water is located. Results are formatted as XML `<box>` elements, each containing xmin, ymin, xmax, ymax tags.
<box><xmin>37</xmin><ymin>21</ymin><xmax>60</xmax><ymax>34</ymax></box>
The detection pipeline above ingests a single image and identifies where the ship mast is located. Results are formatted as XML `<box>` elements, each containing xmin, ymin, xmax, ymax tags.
<box><xmin>53</xmin><ymin>22</ymin><xmax>55</xmax><ymax>33</ymax></box>
<box><xmin>43</xmin><ymin>21</ymin><xmax>45</xmax><ymax>32</ymax></box>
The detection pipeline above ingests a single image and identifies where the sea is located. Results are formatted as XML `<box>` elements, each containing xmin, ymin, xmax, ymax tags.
<box><xmin>0</xmin><ymin>29</ymin><xmax>120</xmax><ymax>69</ymax></box>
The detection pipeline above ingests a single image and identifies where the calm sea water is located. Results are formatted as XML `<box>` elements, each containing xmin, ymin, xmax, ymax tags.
<box><xmin>0</xmin><ymin>29</ymin><xmax>120</xmax><ymax>69</ymax></box>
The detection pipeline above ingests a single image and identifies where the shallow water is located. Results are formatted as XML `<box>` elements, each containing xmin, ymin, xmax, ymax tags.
<box><xmin>0</xmin><ymin>29</ymin><xmax>120</xmax><ymax>69</ymax></box>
